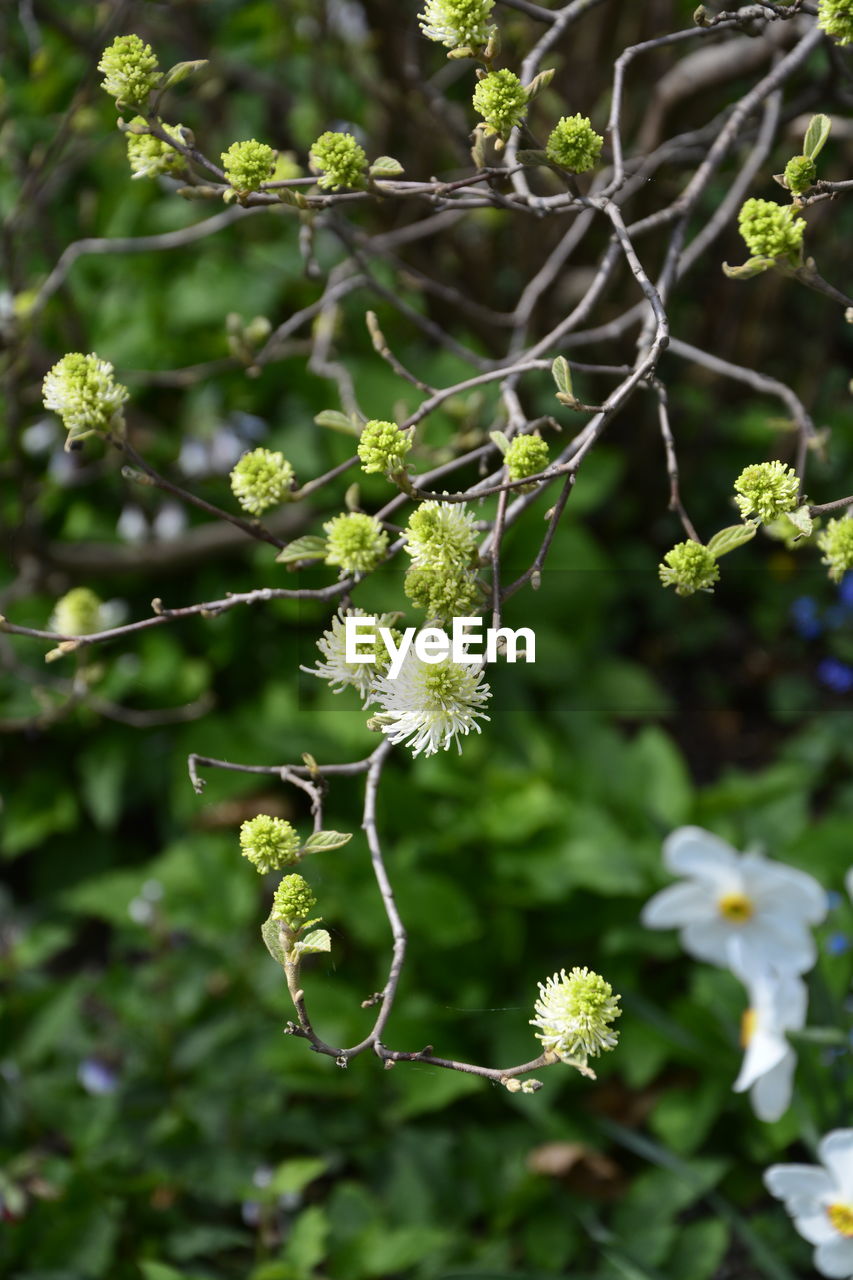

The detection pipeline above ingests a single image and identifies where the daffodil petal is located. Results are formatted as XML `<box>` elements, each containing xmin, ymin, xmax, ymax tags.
<box><xmin>819</xmin><ymin>1131</ymin><xmax>853</xmax><ymax>1200</ymax></box>
<box><xmin>663</xmin><ymin>826</ymin><xmax>740</xmax><ymax>882</ymax></box>
<box><xmin>814</xmin><ymin>1235</ymin><xmax>853</xmax><ymax>1279</ymax></box>
<box><xmin>640</xmin><ymin>881</ymin><xmax>715</xmax><ymax>929</ymax></box>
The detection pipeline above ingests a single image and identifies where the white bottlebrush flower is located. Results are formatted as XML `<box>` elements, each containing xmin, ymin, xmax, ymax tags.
<box><xmin>418</xmin><ymin>0</ymin><xmax>496</xmax><ymax>50</ymax></box>
<box><xmin>300</xmin><ymin>609</ymin><xmax>397</xmax><ymax>707</ymax></box>
<box><xmin>765</xmin><ymin>1129</ymin><xmax>853</xmax><ymax>1278</ymax></box>
<box><xmin>733</xmin><ymin>970</ymin><xmax>806</xmax><ymax>1122</ymax></box>
<box><xmin>530</xmin><ymin>967</ymin><xmax>621</xmax><ymax>1071</ymax></box>
<box><xmin>369</xmin><ymin>650</ymin><xmax>490</xmax><ymax>757</ymax></box>
<box><xmin>42</xmin><ymin>352</ymin><xmax>129</xmax><ymax>447</ymax></box>
<box><xmin>641</xmin><ymin>826</ymin><xmax>828</xmax><ymax>976</ymax></box>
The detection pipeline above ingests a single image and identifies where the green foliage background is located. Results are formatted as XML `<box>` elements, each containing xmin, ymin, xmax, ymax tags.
<box><xmin>1</xmin><ymin>2</ymin><xmax>852</xmax><ymax>1278</ymax></box>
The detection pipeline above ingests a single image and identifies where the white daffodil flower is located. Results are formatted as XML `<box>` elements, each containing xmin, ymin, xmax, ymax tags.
<box><xmin>641</xmin><ymin>826</ymin><xmax>827</xmax><ymax>976</ymax></box>
<box><xmin>765</xmin><ymin>1129</ymin><xmax>853</xmax><ymax>1278</ymax></box>
<box><xmin>733</xmin><ymin>970</ymin><xmax>806</xmax><ymax>1122</ymax></box>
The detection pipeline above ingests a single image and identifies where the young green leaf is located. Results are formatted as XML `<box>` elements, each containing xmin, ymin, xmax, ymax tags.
<box><xmin>275</xmin><ymin>535</ymin><xmax>328</xmax><ymax>565</ymax></box>
<box><xmin>301</xmin><ymin>830</ymin><xmax>353</xmax><ymax>853</ymax></box>
<box><xmin>803</xmin><ymin>113</ymin><xmax>831</xmax><ymax>162</ymax></box>
<box><xmin>293</xmin><ymin>929</ymin><xmax>331</xmax><ymax>957</ymax></box>
<box><xmin>707</xmin><ymin>523</ymin><xmax>758</xmax><ymax>558</ymax></box>
<box><xmin>314</xmin><ymin>409</ymin><xmax>360</xmax><ymax>436</ymax></box>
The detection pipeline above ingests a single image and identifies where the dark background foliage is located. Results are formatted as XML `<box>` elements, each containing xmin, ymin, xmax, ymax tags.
<box><xmin>1</xmin><ymin>2</ymin><xmax>852</xmax><ymax>1277</ymax></box>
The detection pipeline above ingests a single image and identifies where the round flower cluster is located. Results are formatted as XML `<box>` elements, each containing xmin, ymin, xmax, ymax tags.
<box><xmin>505</xmin><ymin>434</ymin><xmax>550</xmax><ymax>483</ymax></box>
<box><xmin>50</xmin><ymin>587</ymin><xmax>104</xmax><ymax>637</ymax></box>
<box><xmin>370</xmin><ymin>651</ymin><xmax>491</xmax><ymax>757</ymax></box>
<box><xmin>737</xmin><ymin>198</ymin><xmax>805</xmax><ymax>262</ymax></box>
<box><xmin>659</xmin><ymin>540</ymin><xmax>719</xmax><ymax>596</ymax></box>
<box><xmin>301</xmin><ymin>608</ymin><xmax>400</xmax><ymax>706</ymax></box>
<box><xmin>472</xmin><ymin>70</ymin><xmax>528</xmax><ymax>141</ymax></box>
<box><xmin>221</xmin><ymin>140</ymin><xmax>276</xmax><ymax>193</ymax></box>
<box><xmin>98</xmin><ymin>34</ymin><xmax>159</xmax><ymax>105</ymax></box>
<box><xmin>239</xmin><ymin>815</ymin><xmax>301</xmax><ymax>875</ymax></box>
<box><xmin>403</xmin><ymin>565</ymin><xmax>482</xmax><ymax>622</ymax></box>
<box><xmin>818</xmin><ymin>516</ymin><xmax>853</xmax><ymax>582</ymax></box>
<box><xmin>734</xmin><ymin>460</ymin><xmax>800</xmax><ymax>524</ymax></box>
<box><xmin>229</xmin><ymin>448</ymin><xmax>295</xmax><ymax>516</ymax></box>
<box><xmin>404</xmin><ymin>501</ymin><xmax>478</xmax><ymax>571</ymax></box>
<box><xmin>545</xmin><ymin>115</ymin><xmax>604</xmax><ymax>174</ymax></box>
<box><xmin>42</xmin><ymin>352</ymin><xmax>129</xmax><ymax>446</ymax></box>
<box><xmin>784</xmin><ymin>154</ymin><xmax>817</xmax><ymax>196</ymax></box>
<box><xmin>357</xmin><ymin>419</ymin><xmax>412</xmax><ymax>477</ymax></box>
<box><xmin>309</xmin><ymin>132</ymin><xmax>368</xmax><ymax>191</ymax></box>
<box><xmin>530</xmin><ymin>967</ymin><xmax>621</xmax><ymax>1069</ymax></box>
<box><xmin>323</xmin><ymin>512</ymin><xmax>389</xmax><ymax>576</ymax></box>
<box><xmin>126</xmin><ymin>118</ymin><xmax>187</xmax><ymax>180</ymax></box>
<box><xmin>272</xmin><ymin>874</ymin><xmax>317</xmax><ymax>929</ymax></box>
<box><xmin>818</xmin><ymin>0</ymin><xmax>853</xmax><ymax>45</ymax></box>
<box><xmin>418</xmin><ymin>0</ymin><xmax>496</xmax><ymax>50</ymax></box>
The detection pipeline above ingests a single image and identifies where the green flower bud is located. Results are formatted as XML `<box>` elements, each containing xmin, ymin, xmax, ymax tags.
<box><xmin>42</xmin><ymin>352</ymin><xmax>129</xmax><ymax>446</ymax></box>
<box><xmin>765</xmin><ymin>511</ymin><xmax>817</xmax><ymax>549</ymax></box>
<box><xmin>221</xmin><ymin>140</ymin><xmax>276</xmax><ymax>194</ymax></box>
<box><xmin>230</xmin><ymin>448</ymin><xmax>295</xmax><ymax>516</ymax></box>
<box><xmin>403</xmin><ymin>565</ymin><xmax>482</xmax><ymax>622</ymax></box>
<box><xmin>323</xmin><ymin>512</ymin><xmax>389</xmax><ymax>575</ymax></box>
<box><xmin>405</xmin><ymin>500</ymin><xmax>478</xmax><ymax>573</ymax></box>
<box><xmin>659</xmin><ymin>540</ymin><xmax>720</xmax><ymax>596</ymax></box>
<box><xmin>737</xmin><ymin>197</ymin><xmax>804</xmax><ymax>262</ymax></box>
<box><xmin>240</xmin><ymin>815</ymin><xmax>301</xmax><ymax>875</ymax></box>
<box><xmin>126</xmin><ymin>118</ymin><xmax>187</xmax><ymax>179</ymax></box>
<box><xmin>505</xmin><ymin>434</ymin><xmax>550</xmax><ymax>483</ymax></box>
<box><xmin>734</xmin><ymin>460</ymin><xmax>799</xmax><ymax>523</ymax></box>
<box><xmin>357</xmin><ymin>419</ymin><xmax>412</xmax><ymax>477</ymax></box>
<box><xmin>309</xmin><ymin>132</ymin><xmax>368</xmax><ymax>192</ymax></box>
<box><xmin>818</xmin><ymin>516</ymin><xmax>853</xmax><ymax>582</ymax></box>
<box><xmin>818</xmin><ymin>0</ymin><xmax>853</xmax><ymax>45</ymax></box>
<box><xmin>784</xmin><ymin>154</ymin><xmax>817</xmax><ymax>196</ymax></box>
<box><xmin>530</xmin><ymin>967</ymin><xmax>621</xmax><ymax>1068</ymax></box>
<box><xmin>98</xmin><ymin>34</ymin><xmax>160</xmax><ymax>105</ymax></box>
<box><xmin>418</xmin><ymin>0</ymin><xmax>496</xmax><ymax>50</ymax></box>
<box><xmin>545</xmin><ymin>114</ymin><xmax>604</xmax><ymax>174</ymax></box>
<box><xmin>272</xmin><ymin>873</ymin><xmax>317</xmax><ymax>928</ymax></box>
<box><xmin>472</xmin><ymin>70</ymin><xmax>528</xmax><ymax>141</ymax></box>
<box><xmin>50</xmin><ymin>587</ymin><xmax>104</xmax><ymax>637</ymax></box>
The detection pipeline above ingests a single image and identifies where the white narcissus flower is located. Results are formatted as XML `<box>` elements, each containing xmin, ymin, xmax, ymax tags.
<box><xmin>641</xmin><ymin>826</ymin><xmax>828</xmax><ymax>976</ymax></box>
<box><xmin>369</xmin><ymin>650</ymin><xmax>490</xmax><ymax>757</ymax></box>
<box><xmin>765</xmin><ymin>1130</ymin><xmax>853</xmax><ymax>1278</ymax></box>
<box><xmin>733</xmin><ymin>971</ymin><xmax>806</xmax><ymax>1122</ymax></box>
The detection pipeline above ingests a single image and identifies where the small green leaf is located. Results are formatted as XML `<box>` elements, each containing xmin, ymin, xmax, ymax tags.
<box><xmin>722</xmin><ymin>257</ymin><xmax>774</xmax><ymax>280</ymax></box>
<box><xmin>261</xmin><ymin>911</ymin><xmax>290</xmax><ymax>972</ymax></box>
<box><xmin>707</xmin><ymin>523</ymin><xmax>758</xmax><ymax>558</ymax></box>
<box><xmin>787</xmin><ymin>504</ymin><xmax>813</xmax><ymax>538</ymax></box>
<box><xmin>314</xmin><ymin>409</ymin><xmax>360</xmax><ymax>435</ymax></box>
<box><xmin>301</xmin><ymin>830</ymin><xmax>353</xmax><ymax>853</ymax></box>
<box><xmin>275</xmin><ymin>535</ymin><xmax>327</xmax><ymax>565</ymax></box>
<box><xmin>344</xmin><ymin>483</ymin><xmax>360</xmax><ymax>511</ymax></box>
<box><xmin>269</xmin><ymin>1157</ymin><xmax>329</xmax><ymax>1196</ymax></box>
<box><xmin>523</xmin><ymin>68</ymin><xmax>554</xmax><ymax>100</ymax></box>
<box><xmin>552</xmin><ymin>356</ymin><xmax>573</xmax><ymax>398</ymax></box>
<box><xmin>803</xmin><ymin>113</ymin><xmax>831</xmax><ymax>161</ymax></box>
<box><xmin>277</xmin><ymin>187</ymin><xmax>308</xmax><ymax>208</ymax></box>
<box><xmin>489</xmin><ymin>430</ymin><xmax>510</xmax><ymax>456</ymax></box>
<box><xmin>369</xmin><ymin>155</ymin><xmax>404</xmax><ymax>179</ymax></box>
<box><xmin>293</xmin><ymin>929</ymin><xmax>331</xmax><ymax>957</ymax></box>
<box><xmin>158</xmin><ymin>59</ymin><xmax>209</xmax><ymax>90</ymax></box>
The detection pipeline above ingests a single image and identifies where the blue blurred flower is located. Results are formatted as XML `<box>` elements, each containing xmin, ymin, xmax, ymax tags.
<box><xmin>839</xmin><ymin>572</ymin><xmax>853</xmax><ymax>610</ymax></box>
<box><xmin>825</xmin><ymin>932</ymin><xmax>851</xmax><ymax>955</ymax></box>
<box><xmin>78</xmin><ymin>1058</ymin><xmax>118</xmax><ymax>1095</ymax></box>
<box><xmin>817</xmin><ymin>657</ymin><xmax>853</xmax><ymax>694</ymax></box>
<box><xmin>791</xmin><ymin>596</ymin><xmax>822</xmax><ymax>639</ymax></box>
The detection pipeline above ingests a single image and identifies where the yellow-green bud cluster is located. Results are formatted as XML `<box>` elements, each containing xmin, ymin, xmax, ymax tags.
<box><xmin>734</xmin><ymin>461</ymin><xmax>799</xmax><ymax>524</ymax></box>
<box><xmin>221</xmin><ymin>140</ymin><xmax>276</xmax><ymax>193</ymax></box>
<box><xmin>240</xmin><ymin>815</ymin><xmax>301</xmax><ymax>875</ymax></box>
<box><xmin>659</xmin><ymin>540</ymin><xmax>719</xmax><ymax>596</ymax></box>
<box><xmin>272</xmin><ymin>874</ymin><xmax>316</xmax><ymax>928</ymax></box>
<box><xmin>818</xmin><ymin>0</ymin><xmax>853</xmax><ymax>45</ymax></box>
<box><xmin>505</xmin><ymin>434</ymin><xmax>550</xmax><ymax>483</ymax></box>
<box><xmin>42</xmin><ymin>352</ymin><xmax>129</xmax><ymax>445</ymax></box>
<box><xmin>738</xmin><ymin>198</ymin><xmax>804</xmax><ymax>262</ymax></box>
<box><xmin>472</xmin><ymin>70</ymin><xmax>528</xmax><ymax>141</ymax></box>
<box><xmin>418</xmin><ymin>0</ymin><xmax>496</xmax><ymax>50</ymax></box>
<box><xmin>784</xmin><ymin>154</ymin><xmax>817</xmax><ymax>196</ymax></box>
<box><xmin>98</xmin><ymin>34</ymin><xmax>159</xmax><ymax>105</ymax></box>
<box><xmin>126</xmin><ymin>118</ymin><xmax>187</xmax><ymax>180</ymax></box>
<box><xmin>545</xmin><ymin>115</ymin><xmax>604</xmax><ymax>174</ymax></box>
<box><xmin>230</xmin><ymin>448</ymin><xmax>295</xmax><ymax>516</ymax></box>
<box><xmin>403</xmin><ymin>565</ymin><xmax>482</xmax><ymax>622</ymax></box>
<box><xmin>530</xmin><ymin>966</ymin><xmax>621</xmax><ymax>1068</ymax></box>
<box><xmin>357</xmin><ymin>419</ymin><xmax>412</xmax><ymax>476</ymax></box>
<box><xmin>323</xmin><ymin>512</ymin><xmax>389</xmax><ymax>575</ymax></box>
<box><xmin>405</xmin><ymin>501</ymin><xmax>478</xmax><ymax>572</ymax></box>
<box><xmin>309</xmin><ymin>132</ymin><xmax>368</xmax><ymax>191</ymax></box>
<box><xmin>50</xmin><ymin>587</ymin><xmax>103</xmax><ymax>637</ymax></box>
<box><xmin>818</xmin><ymin>516</ymin><xmax>853</xmax><ymax>582</ymax></box>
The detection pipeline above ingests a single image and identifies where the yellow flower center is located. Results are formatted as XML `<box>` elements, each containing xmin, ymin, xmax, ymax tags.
<box><xmin>718</xmin><ymin>891</ymin><xmax>754</xmax><ymax>923</ymax></box>
<box><xmin>740</xmin><ymin>1007</ymin><xmax>757</xmax><ymax>1048</ymax></box>
<box><xmin>828</xmin><ymin>1203</ymin><xmax>853</xmax><ymax>1237</ymax></box>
